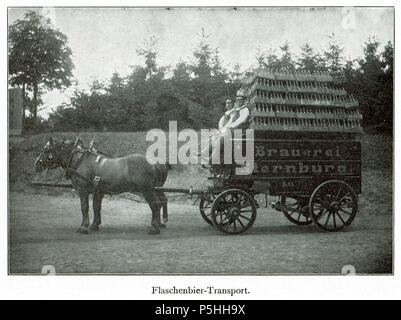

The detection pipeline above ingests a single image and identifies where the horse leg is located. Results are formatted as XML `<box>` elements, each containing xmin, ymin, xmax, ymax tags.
<box><xmin>90</xmin><ymin>191</ymin><xmax>103</xmax><ymax>232</ymax></box>
<box><xmin>77</xmin><ymin>190</ymin><xmax>90</xmax><ymax>234</ymax></box>
<box><xmin>142</xmin><ymin>190</ymin><xmax>162</xmax><ymax>235</ymax></box>
<box><xmin>156</xmin><ymin>191</ymin><xmax>168</xmax><ymax>228</ymax></box>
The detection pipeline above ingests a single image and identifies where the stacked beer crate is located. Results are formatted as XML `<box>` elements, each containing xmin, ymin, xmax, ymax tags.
<box><xmin>241</xmin><ymin>69</ymin><xmax>363</xmax><ymax>133</ymax></box>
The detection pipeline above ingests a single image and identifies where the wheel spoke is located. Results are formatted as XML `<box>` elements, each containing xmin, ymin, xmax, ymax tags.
<box><xmin>324</xmin><ymin>212</ymin><xmax>332</xmax><ymax>227</ymax></box>
<box><xmin>239</xmin><ymin>201</ymin><xmax>250</xmax><ymax>208</ymax></box>
<box><xmin>240</xmin><ymin>209</ymin><xmax>253</xmax><ymax>213</ymax></box>
<box><xmin>239</xmin><ymin>214</ymin><xmax>251</xmax><ymax>221</ymax></box>
<box><xmin>335</xmin><ymin>212</ymin><xmax>346</xmax><ymax>225</ymax></box>
<box><xmin>221</xmin><ymin>216</ymin><xmax>230</xmax><ymax>226</ymax></box>
<box><xmin>335</xmin><ymin>184</ymin><xmax>343</xmax><ymax>200</ymax></box>
<box><xmin>286</xmin><ymin>208</ymin><xmax>297</xmax><ymax>216</ymax></box>
<box><xmin>315</xmin><ymin>208</ymin><xmax>328</xmax><ymax>220</ymax></box>
<box><xmin>237</xmin><ymin>218</ymin><xmax>246</xmax><ymax>228</ymax></box>
<box><xmin>338</xmin><ymin>193</ymin><xmax>351</xmax><ymax>203</ymax></box>
<box><xmin>286</xmin><ymin>203</ymin><xmax>298</xmax><ymax>208</ymax></box>
<box><xmin>339</xmin><ymin>208</ymin><xmax>352</xmax><ymax>216</ymax></box>
<box><xmin>332</xmin><ymin>212</ymin><xmax>337</xmax><ymax>229</ymax></box>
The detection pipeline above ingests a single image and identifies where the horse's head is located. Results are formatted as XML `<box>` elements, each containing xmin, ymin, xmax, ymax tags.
<box><xmin>34</xmin><ymin>137</ymin><xmax>84</xmax><ymax>172</ymax></box>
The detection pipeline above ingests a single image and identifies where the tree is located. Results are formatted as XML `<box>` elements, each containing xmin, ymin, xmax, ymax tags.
<box><xmin>380</xmin><ymin>41</ymin><xmax>394</xmax><ymax>131</ymax></box>
<box><xmin>171</xmin><ymin>60</ymin><xmax>192</xmax><ymax>97</ymax></box>
<box><xmin>278</xmin><ymin>41</ymin><xmax>295</xmax><ymax>71</ymax></box>
<box><xmin>9</xmin><ymin>11</ymin><xmax>74</xmax><ymax>121</ymax></box>
<box><xmin>297</xmin><ymin>43</ymin><xmax>320</xmax><ymax>72</ymax></box>
<box><xmin>191</xmin><ymin>28</ymin><xmax>213</xmax><ymax>81</ymax></box>
<box><xmin>229</xmin><ymin>63</ymin><xmax>243</xmax><ymax>84</ymax></box>
<box><xmin>136</xmin><ymin>35</ymin><xmax>165</xmax><ymax>80</ymax></box>
<box><xmin>255</xmin><ymin>47</ymin><xmax>279</xmax><ymax>70</ymax></box>
<box><xmin>323</xmin><ymin>33</ymin><xmax>344</xmax><ymax>72</ymax></box>
<box><xmin>382</xmin><ymin>41</ymin><xmax>393</xmax><ymax>76</ymax></box>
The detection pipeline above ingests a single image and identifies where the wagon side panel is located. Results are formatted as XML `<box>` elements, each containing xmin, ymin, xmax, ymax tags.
<box><xmin>234</xmin><ymin>139</ymin><xmax>362</xmax><ymax>195</ymax></box>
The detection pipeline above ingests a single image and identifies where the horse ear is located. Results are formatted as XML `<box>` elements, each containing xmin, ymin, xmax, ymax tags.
<box><xmin>73</xmin><ymin>136</ymin><xmax>79</xmax><ymax>148</ymax></box>
<box><xmin>89</xmin><ymin>137</ymin><xmax>95</xmax><ymax>149</ymax></box>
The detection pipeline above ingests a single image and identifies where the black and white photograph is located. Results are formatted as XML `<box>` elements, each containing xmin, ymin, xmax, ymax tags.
<box><xmin>6</xmin><ymin>3</ymin><xmax>394</xmax><ymax>281</ymax></box>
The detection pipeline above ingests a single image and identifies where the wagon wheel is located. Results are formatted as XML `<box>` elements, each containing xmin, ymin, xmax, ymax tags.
<box><xmin>309</xmin><ymin>180</ymin><xmax>358</xmax><ymax>232</ymax></box>
<box><xmin>280</xmin><ymin>195</ymin><xmax>313</xmax><ymax>225</ymax></box>
<box><xmin>211</xmin><ymin>189</ymin><xmax>257</xmax><ymax>235</ymax></box>
<box><xmin>199</xmin><ymin>194</ymin><xmax>216</xmax><ymax>225</ymax></box>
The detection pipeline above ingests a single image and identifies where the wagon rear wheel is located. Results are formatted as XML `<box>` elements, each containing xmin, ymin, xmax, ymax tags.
<box><xmin>280</xmin><ymin>195</ymin><xmax>313</xmax><ymax>225</ymax></box>
<box><xmin>211</xmin><ymin>189</ymin><xmax>257</xmax><ymax>234</ymax></box>
<box><xmin>199</xmin><ymin>194</ymin><xmax>216</xmax><ymax>225</ymax></box>
<box><xmin>309</xmin><ymin>180</ymin><xmax>358</xmax><ymax>232</ymax></box>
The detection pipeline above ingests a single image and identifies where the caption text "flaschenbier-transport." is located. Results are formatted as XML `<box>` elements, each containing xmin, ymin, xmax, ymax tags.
<box><xmin>152</xmin><ymin>286</ymin><xmax>250</xmax><ymax>296</ymax></box>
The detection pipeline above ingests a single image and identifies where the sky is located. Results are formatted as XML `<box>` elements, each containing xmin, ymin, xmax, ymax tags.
<box><xmin>8</xmin><ymin>7</ymin><xmax>394</xmax><ymax>118</ymax></box>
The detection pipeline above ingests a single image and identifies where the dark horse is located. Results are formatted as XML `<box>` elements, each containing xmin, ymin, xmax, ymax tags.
<box><xmin>34</xmin><ymin>137</ymin><xmax>169</xmax><ymax>234</ymax></box>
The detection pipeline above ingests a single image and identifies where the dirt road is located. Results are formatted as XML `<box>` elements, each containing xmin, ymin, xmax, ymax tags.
<box><xmin>9</xmin><ymin>190</ymin><xmax>392</xmax><ymax>275</ymax></box>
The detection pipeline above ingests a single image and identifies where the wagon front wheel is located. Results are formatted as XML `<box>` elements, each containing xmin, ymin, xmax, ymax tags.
<box><xmin>199</xmin><ymin>194</ymin><xmax>216</xmax><ymax>225</ymax></box>
<box><xmin>211</xmin><ymin>189</ymin><xmax>257</xmax><ymax>234</ymax></box>
<box><xmin>309</xmin><ymin>180</ymin><xmax>358</xmax><ymax>232</ymax></box>
<box><xmin>280</xmin><ymin>196</ymin><xmax>313</xmax><ymax>225</ymax></box>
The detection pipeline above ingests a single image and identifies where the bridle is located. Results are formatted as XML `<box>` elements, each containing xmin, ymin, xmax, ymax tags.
<box><xmin>64</xmin><ymin>138</ymin><xmax>96</xmax><ymax>184</ymax></box>
<box><xmin>37</xmin><ymin>137</ymin><xmax>112</xmax><ymax>187</ymax></box>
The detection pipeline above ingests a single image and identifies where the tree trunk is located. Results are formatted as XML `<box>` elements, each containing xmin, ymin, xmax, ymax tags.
<box><xmin>33</xmin><ymin>82</ymin><xmax>38</xmax><ymax>121</ymax></box>
<box><xmin>22</xmin><ymin>84</ymin><xmax>25</xmax><ymax>135</ymax></box>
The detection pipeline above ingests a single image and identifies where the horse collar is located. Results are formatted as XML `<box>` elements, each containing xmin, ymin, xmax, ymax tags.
<box><xmin>65</xmin><ymin>148</ymin><xmax>87</xmax><ymax>177</ymax></box>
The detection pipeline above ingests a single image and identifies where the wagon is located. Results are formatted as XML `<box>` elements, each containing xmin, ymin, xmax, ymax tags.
<box><xmin>185</xmin><ymin>69</ymin><xmax>363</xmax><ymax>234</ymax></box>
<box><xmin>194</xmin><ymin>130</ymin><xmax>362</xmax><ymax>234</ymax></box>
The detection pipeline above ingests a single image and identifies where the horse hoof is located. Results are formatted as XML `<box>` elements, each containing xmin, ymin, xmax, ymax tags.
<box><xmin>76</xmin><ymin>227</ymin><xmax>89</xmax><ymax>234</ymax></box>
<box><xmin>161</xmin><ymin>224</ymin><xmax>166</xmax><ymax>228</ymax></box>
<box><xmin>148</xmin><ymin>228</ymin><xmax>160</xmax><ymax>235</ymax></box>
<box><xmin>89</xmin><ymin>225</ymin><xmax>99</xmax><ymax>232</ymax></box>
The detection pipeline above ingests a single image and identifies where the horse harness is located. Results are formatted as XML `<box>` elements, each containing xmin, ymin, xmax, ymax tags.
<box><xmin>63</xmin><ymin>145</ymin><xmax>145</xmax><ymax>203</ymax></box>
<box><xmin>65</xmin><ymin>147</ymin><xmax>104</xmax><ymax>191</ymax></box>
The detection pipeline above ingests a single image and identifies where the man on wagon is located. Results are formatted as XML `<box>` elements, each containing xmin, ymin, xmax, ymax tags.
<box><xmin>218</xmin><ymin>98</ymin><xmax>235</xmax><ymax>129</ymax></box>
<box><xmin>199</xmin><ymin>96</ymin><xmax>250</xmax><ymax>166</ymax></box>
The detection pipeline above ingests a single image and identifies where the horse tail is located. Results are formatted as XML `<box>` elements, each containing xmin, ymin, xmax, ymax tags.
<box><xmin>166</xmin><ymin>160</ymin><xmax>172</xmax><ymax>170</ymax></box>
<box><xmin>153</xmin><ymin>161</ymin><xmax>169</xmax><ymax>187</ymax></box>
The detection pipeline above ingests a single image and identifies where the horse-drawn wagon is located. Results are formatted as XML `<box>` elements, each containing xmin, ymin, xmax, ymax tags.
<box><xmin>33</xmin><ymin>69</ymin><xmax>363</xmax><ymax>235</ymax></box>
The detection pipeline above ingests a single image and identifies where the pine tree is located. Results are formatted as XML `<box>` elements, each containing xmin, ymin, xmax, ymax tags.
<box><xmin>353</xmin><ymin>37</ymin><xmax>391</xmax><ymax>130</ymax></box>
<box><xmin>136</xmin><ymin>35</ymin><xmax>161</xmax><ymax>80</ymax></box>
<box><xmin>191</xmin><ymin>28</ymin><xmax>213</xmax><ymax>81</ymax></box>
<box><xmin>255</xmin><ymin>47</ymin><xmax>279</xmax><ymax>70</ymax></box>
<box><xmin>323</xmin><ymin>33</ymin><xmax>344</xmax><ymax>72</ymax></box>
<box><xmin>297</xmin><ymin>43</ymin><xmax>319</xmax><ymax>72</ymax></box>
<box><xmin>278</xmin><ymin>41</ymin><xmax>295</xmax><ymax>71</ymax></box>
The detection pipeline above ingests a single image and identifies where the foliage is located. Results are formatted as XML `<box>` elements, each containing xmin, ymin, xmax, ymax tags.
<box><xmin>9</xmin><ymin>11</ymin><xmax>74</xmax><ymax>122</ymax></box>
<box><xmin>23</xmin><ymin>27</ymin><xmax>392</xmax><ymax>134</ymax></box>
<box><xmin>323</xmin><ymin>33</ymin><xmax>344</xmax><ymax>72</ymax></box>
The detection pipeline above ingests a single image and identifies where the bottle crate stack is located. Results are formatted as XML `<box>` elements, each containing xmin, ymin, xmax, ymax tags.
<box><xmin>240</xmin><ymin>69</ymin><xmax>363</xmax><ymax>133</ymax></box>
